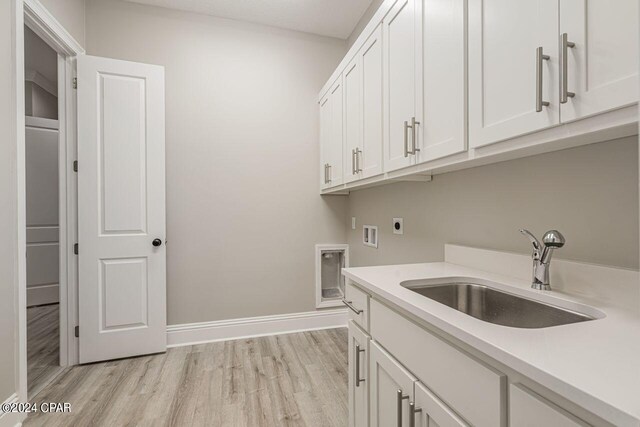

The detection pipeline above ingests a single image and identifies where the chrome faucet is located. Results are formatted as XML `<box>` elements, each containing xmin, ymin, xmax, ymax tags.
<box><xmin>519</xmin><ymin>229</ymin><xmax>566</xmax><ymax>290</ymax></box>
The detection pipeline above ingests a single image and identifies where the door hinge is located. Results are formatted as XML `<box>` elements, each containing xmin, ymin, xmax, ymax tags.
<box><xmin>73</xmin><ymin>160</ymin><xmax>78</xmax><ymax>172</ymax></box>
<box><xmin>72</xmin><ymin>77</ymin><xmax>77</xmax><ymax>89</ymax></box>
<box><xmin>74</xmin><ymin>243</ymin><xmax>78</xmax><ymax>255</ymax></box>
<box><xmin>74</xmin><ymin>326</ymin><xmax>79</xmax><ymax>337</ymax></box>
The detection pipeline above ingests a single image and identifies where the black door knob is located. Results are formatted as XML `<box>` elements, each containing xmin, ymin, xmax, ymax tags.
<box><xmin>152</xmin><ymin>238</ymin><xmax>162</xmax><ymax>247</ymax></box>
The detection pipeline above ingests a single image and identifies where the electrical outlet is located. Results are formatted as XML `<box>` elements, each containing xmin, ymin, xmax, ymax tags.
<box><xmin>351</xmin><ymin>217</ymin><xmax>356</xmax><ymax>230</ymax></box>
<box><xmin>393</xmin><ymin>218</ymin><xmax>403</xmax><ymax>235</ymax></box>
<box><xmin>363</xmin><ymin>225</ymin><xmax>378</xmax><ymax>248</ymax></box>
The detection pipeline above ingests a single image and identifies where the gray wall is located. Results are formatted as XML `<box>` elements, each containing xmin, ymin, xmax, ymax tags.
<box><xmin>85</xmin><ymin>0</ymin><xmax>349</xmax><ymax>325</ymax></box>
<box><xmin>347</xmin><ymin>0</ymin><xmax>384</xmax><ymax>48</ymax></box>
<box><xmin>348</xmin><ymin>137</ymin><xmax>639</xmax><ymax>270</ymax></box>
<box><xmin>38</xmin><ymin>0</ymin><xmax>85</xmax><ymax>47</ymax></box>
<box><xmin>0</xmin><ymin>0</ymin><xmax>17</xmax><ymax>403</ymax></box>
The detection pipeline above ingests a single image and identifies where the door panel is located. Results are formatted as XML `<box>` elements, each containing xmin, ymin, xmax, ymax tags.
<box><xmin>469</xmin><ymin>0</ymin><xmax>560</xmax><ymax>148</ymax></box>
<box><xmin>510</xmin><ymin>384</ymin><xmax>588</xmax><ymax>427</ymax></box>
<box><xmin>320</xmin><ymin>95</ymin><xmax>331</xmax><ymax>189</ymax></box>
<box><xmin>78</xmin><ymin>55</ymin><xmax>166</xmax><ymax>364</ymax></box>
<box><xmin>348</xmin><ymin>321</ymin><xmax>370</xmax><ymax>427</ymax></box>
<box><xmin>416</xmin><ymin>0</ymin><xmax>467</xmax><ymax>163</ymax></box>
<box><xmin>414</xmin><ymin>381</ymin><xmax>469</xmax><ymax>427</ymax></box>
<box><xmin>329</xmin><ymin>78</ymin><xmax>344</xmax><ymax>186</ymax></box>
<box><xmin>361</xmin><ymin>25</ymin><xmax>384</xmax><ymax>178</ymax></box>
<box><xmin>560</xmin><ymin>0</ymin><xmax>639</xmax><ymax>122</ymax></box>
<box><xmin>370</xmin><ymin>341</ymin><xmax>416</xmax><ymax>427</ymax></box>
<box><xmin>344</xmin><ymin>57</ymin><xmax>362</xmax><ymax>183</ymax></box>
<box><xmin>384</xmin><ymin>0</ymin><xmax>419</xmax><ymax>171</ymax></box>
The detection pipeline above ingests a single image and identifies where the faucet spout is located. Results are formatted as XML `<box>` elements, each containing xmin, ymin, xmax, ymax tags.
<box><xmin>519</xmin><ymin>229</ymin><xmax>565</xmax><ymax>291</ymax></box>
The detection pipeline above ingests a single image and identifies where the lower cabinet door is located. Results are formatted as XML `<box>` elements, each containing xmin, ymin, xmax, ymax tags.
<box><xmin>370</xmin><ymin>341</ymin><xmax>416</xmax><ymax>427</ymax></box>
<box><xmin>509</xmin><ymin>384</ymin><xmax>589</xmax><ymax>427</ymax></box>
<box><xmin>413</xmin><ymin>381</ymin><xmax>469</xmax><ymax>427</ymax></box>
<box><xmin>348</xmin><ymin>321</ymin><xmax>369</xmax><ymax>427</ymax></box>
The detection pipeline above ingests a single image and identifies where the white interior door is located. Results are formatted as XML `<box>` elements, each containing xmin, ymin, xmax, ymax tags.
<box><xmin>77</xmin><ymin>55</ymin><xmax>166</xmax><ymax>364</ymax></box>
<box><xmin>559</xmin><ymin>0</ymin><xmax>639</xmax><ymax>122</ymax></box>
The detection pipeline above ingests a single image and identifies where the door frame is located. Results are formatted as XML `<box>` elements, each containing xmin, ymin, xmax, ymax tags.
<box><xmin>13</xmin><ymin>0</ymin><xmax>84</xmax><ymax>403</ymax></box>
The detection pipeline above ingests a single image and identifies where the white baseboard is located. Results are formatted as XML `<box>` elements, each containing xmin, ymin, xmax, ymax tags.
<box><xmin>167</xmin><ymin>308</ymin><xmax>348</xmax><ymax>348</ymax></box>
<box><xmin>0</xmin><ymin>394</ymin><xmax>23</xmax><ymax>427</ymax></box>
<box><xmin>27</xmin><ymin>284</ymin><xmax>59</xmax><ymax>307</ymax></box>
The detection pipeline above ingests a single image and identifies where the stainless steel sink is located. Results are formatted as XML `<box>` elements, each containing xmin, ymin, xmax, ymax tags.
<box><xmin>405</xmin><ymin>282</ymin><xmax>596</xmax><ymax>328</ymax></box>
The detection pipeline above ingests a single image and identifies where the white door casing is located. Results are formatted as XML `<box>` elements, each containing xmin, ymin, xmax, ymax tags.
<box><xmin>77</xmin><ymin>55</ymin><xmax>166</xmax><ymax>364</ymax></box>
<box><xmin>559</xmin><ymin>0</ymin><xmax>639</xmax><ymax>122</ymax></box>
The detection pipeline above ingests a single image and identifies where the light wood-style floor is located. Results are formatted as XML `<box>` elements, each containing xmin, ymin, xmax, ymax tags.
<box><xmin>24</xmin><ymin>328</ymin><xmax>348</xmax><ymax>427</ymax></box>
<box><xmin>27</xmin><ymin>304</ymin><xmax>60</xmax><ymax>397</ymax></box>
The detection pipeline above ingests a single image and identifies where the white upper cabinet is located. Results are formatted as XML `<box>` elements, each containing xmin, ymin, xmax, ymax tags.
<box><xmin>415</xmin><ymin>0</ymin><xmax>467</xmax><ymax>163</ymax></box>
<box><xmin>344</xmin><ymin>56</ymin><xmax>362</xmax><ymax>183</ymax></box>
<box><xmin>344</xmin><ymin>25</ymin><xmax>384</xmax><ymax>183</ymax></box>
<box><xmin>320</xmin><ymin>77</ymin><xmax>344</xmax><ymax>189</ymax></box>
<box><xmin>383</xmin><ymin>0</ymin><xmax>421</xmax><ymax>172</ymax></box>
<box><xmin>360</xmin><ymin>26</ymin><xmax>384</xmax><ymax>178</ymax></box>
<box><xmin>559</xmin><ymin>0</ymin><xmax>639</xmax><ymax>122</ymax></box>
<box><xmin>469</xmin><ymin>0</ymin><xmax>560</xmax><ymax>148</ymax></box>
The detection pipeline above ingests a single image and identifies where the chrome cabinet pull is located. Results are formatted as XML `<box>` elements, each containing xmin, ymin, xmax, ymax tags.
<box><xmin>327</xmin><ymin>164</ymin><xmax>331</xmax><ymax>183</ymax></box>
<box><xmin>342</xmin><ymin>299</ymin><xmax>362</xmax><ymax>314</ymax></box>
<box><xmin>351</xmin><ymin>149</ymin><xmax>356</xmax><ymax>175</ymax></box>
<box><xmin>535</xmin><ymin>47</ymin><xmax>550</xmax><ymax>112</ymax></box>
<box><xmin>409</xmin><ymin>402</ymin><xmax>422</xmax><ymax>427</ymax></box>
<box><xmin>397</xmin><ymin>389</ymin><xmax>410</xmax><ymax>427</ymax></box>
<box><xmin>561</xmin><ymin>33</ymin><xmax>575</xmax><ymax>103</ymax></box>
<box><xmin>403</xmin><ymin>121</ymin><xmax>410</xmax><ymax>157</ymax></box>
<box><xmin>355</xmin><ymin>344</ymin><xmax>365</xmax><ymax>387</ymax></box>
<box><xmin>355</xmin><ymin>148</ymin><xmax>362</xmax><ymax>173</ymax></box>
<box><xmin>410</xmin><ymin>116</ymin><xmax>420</xmax><ymax>154</ymax></box>
<box><xmin>323</xmin><ymin>164</ymin><xmax>328</xmax><ymax>183</ymax></box>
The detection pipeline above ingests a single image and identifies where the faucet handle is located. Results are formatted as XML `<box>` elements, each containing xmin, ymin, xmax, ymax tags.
<box><xmin>519</xmin><ymin>229</ymin><xmax>541</xmax><ymax>250</ymax></box>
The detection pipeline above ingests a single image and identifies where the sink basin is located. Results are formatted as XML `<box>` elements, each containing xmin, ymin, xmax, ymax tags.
<box><xmin>405</xmin><ymin>282</ymin><xmax>596</xmax><ymax>328</ymax></box>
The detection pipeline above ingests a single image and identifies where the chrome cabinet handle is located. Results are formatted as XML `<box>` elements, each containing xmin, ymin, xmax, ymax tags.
<box><xmin>397</xmin><ymin>390</ymin><xmax>410</xmax><ymax>427</ymax></box>
<box><xmin>410</xmin><ymin>117</ymin><xmax>420</xmax><ymax>154</ymax></box>
<box><xmin>403</xmin><ymin>121</ymin><xmax>410</xmax><ymax>157</ymax></box>
<box><xmin>409</xmin><ymin>402</ymin><xmax>422</xmax><ymax>427</ymax></box>
<box><xmin>355</xmin><ymin>148</ymin><xmax>362</xmax><ymax>173</ymax></box>
<box><xmin>561</xmin><ymin>33</ymin><xmax>575</xmax><ymax>103</ymax></box>
<box><xmin>323</xmin><ymin>164</ymin><xmax>328</xmax><ymax>183</ymax></box>
<box><xmin>342</xmin><ymin>299</ymin><xmax>362</xmax><ymax>315</ymax></box>
<box><xmin>351</xmin><ymin>149</ymin><xmax>356</xmax><ymax>175</ymax></box>
<box><xmin>355</xmin><ymin>344</ymin><xmax>365</xmax><ymax>387</ymax></box>
<box><xmin>535</xmin><ymin>47</ymin><xmax>550</xmax><ymax>112</ymax></box>
<box><xmin>327</xmin><ymin>164</ymin><xmax>331</xmax><ymax>183</ymax></box>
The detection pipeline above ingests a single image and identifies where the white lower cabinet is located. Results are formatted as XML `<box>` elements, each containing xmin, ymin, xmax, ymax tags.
<box><xmin>369</xmin><ymin>341</ymin><xmax>416</xmax><ymax>427</ymax></box>
<box><xmin>348</xmin><ymin>321</ymin><xmax>370</xmax><ymax>427</ymax></box>
<box><xmin>510</xmin><ymin>384</ymin><xmax>589</xmax><ymax>427</ymax></box>
<box><xmin>347</xmin><ymin>296</ymin><xmax>606</xmax><ymax>427</ymax></box>
<box><xmin>414</xmin><ymin>381</ymin><xmax>469</xmax><ymax>427</ymax></box>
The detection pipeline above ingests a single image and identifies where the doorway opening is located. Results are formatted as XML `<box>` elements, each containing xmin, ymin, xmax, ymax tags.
<box><xmin>23</xmin><ymin>24</ymin><xmax>63</xmax><ymax>398</ymax></box>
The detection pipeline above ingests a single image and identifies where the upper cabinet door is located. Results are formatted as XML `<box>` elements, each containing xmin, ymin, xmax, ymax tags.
<box><xmin>319</xmin><ymin>94</ymin><xmax>331</xmax><ymax>190</ymax></box>
<box><xmin>344</xmin><ymin>56</ymin><xmax>362</xmax><ymax>183</ymax></box>
<box><xmin>469</xmin><ymin>0</ymin><xmax>560</xmax><ymax>148</ymax></box>
<box><xmin>361</xmin><ymin>25</ymin><xmax>384</xmax><ymax>179</ymax></box>
<box><xmin>415</xmin><ymin>0</ymin><xmax>467</xmax><ymax>163</ymax></box>
<box><xmin>559</xmin><ymin>0</ymin><xmax>639</xmax><ymax>122</ymax></box>
<box><xmin>329</xmin><ymin>78</ymin><xmax>344</xmax><ymax>186</ymax></box>
<box><xmin>384</xmin><ymin>0</ymin><xmax>421</xmax><ymax>172</ymax></box>
<box><xmin>320</xmin><ymin>77</ymin><xmax>344</xmax><ymax>189</ymax></box>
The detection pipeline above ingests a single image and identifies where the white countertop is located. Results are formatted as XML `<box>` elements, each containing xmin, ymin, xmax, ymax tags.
<box><xmin>343</xmin><ymin>261</ymin><xmax>640</xmax><ymax>427</ymax></box>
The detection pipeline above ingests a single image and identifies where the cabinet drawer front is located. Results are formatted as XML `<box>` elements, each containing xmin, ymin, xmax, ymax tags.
<box><xmin>510</xmin><ymin>384</ymin><xmax>589</xmax><ymax>427</ymax></box>
<box><xmin>345</xmin><ymin>283</ymin><xmax>369</xmax><ymax>331</ymax></box>
<box><xmin>370</xmin><ymin>299</ymin><xmax>506</xmax><ymax>427</ymax></box>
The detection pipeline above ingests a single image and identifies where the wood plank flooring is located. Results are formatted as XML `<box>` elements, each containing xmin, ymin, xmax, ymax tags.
<box><xmin>24</xmin><ymin>328</ymin><xmax>348</xmax><ymax>427</ymax></box>
<box><xmin>27</xmin><ymin>304</ymin><xmax>60</xmax><ymax>397</ymax></box>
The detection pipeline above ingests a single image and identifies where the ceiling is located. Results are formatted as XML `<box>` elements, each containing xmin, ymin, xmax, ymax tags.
<box><xmin>123</xmin><ymin>0</ymin><xmax>375</xmax><ymax>39</ymax></box>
